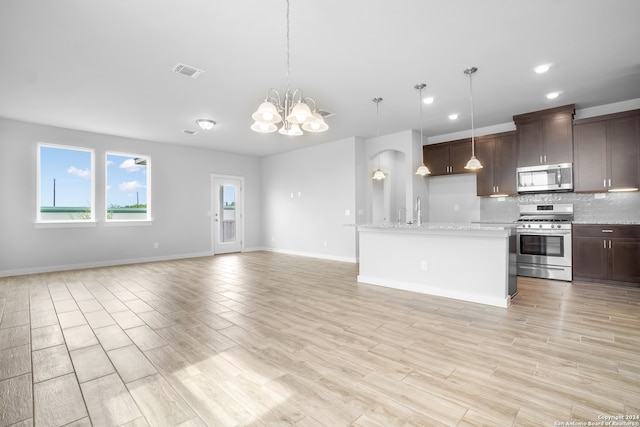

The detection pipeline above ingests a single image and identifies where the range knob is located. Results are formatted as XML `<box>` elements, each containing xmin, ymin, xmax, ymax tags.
<box><xmin>539</xmin><ymin>224</ymin><xmax>543</xmax><ymax>228</ymax></box>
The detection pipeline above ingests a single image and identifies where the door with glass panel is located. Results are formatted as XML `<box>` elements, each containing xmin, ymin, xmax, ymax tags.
<box><xmin>212</xmin><ymin>175</ymin><xmax>244</xmax><ymax>254</ymax></box>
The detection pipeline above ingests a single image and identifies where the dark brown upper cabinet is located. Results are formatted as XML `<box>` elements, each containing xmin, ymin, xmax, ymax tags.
<box><xmin>475</xmin><ymin>132</ymin><xmax>517</xmax><ymax>197</ymax></box>
<box><xmin>422</xmin><ymin>140</ymin><xmax>472</xmax><ymax>176</ymax></box>
<box><xmin>573</xmin><ymin>109</ymin><xmax>640</xmax><ymax>192</ymax></box>
<box><xmin>514</xmin><ymin>104</ymin><xmax>575</xmax><ymax>167</ymax></box>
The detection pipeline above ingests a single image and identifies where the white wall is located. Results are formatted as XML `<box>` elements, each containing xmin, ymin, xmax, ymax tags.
<box><xmin>261</xmin><ymin>137</ymin><xmax>359</xmax><ymax>262</ymax></box>
<box><xmin>0</xmin><ymin>118</ymin><xmax>262</xmax><ymax>275</ymax></box>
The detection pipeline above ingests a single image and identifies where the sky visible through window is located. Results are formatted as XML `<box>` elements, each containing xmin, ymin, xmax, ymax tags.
<box><xmin>40</xmin><ymin>146</ymin><xmax>92</xmax><ymax>208</ymax></box>
<box><xmin>107</xmin><ymin>153</ymin><xmax>148</xmax><ymax>208</ymax></box>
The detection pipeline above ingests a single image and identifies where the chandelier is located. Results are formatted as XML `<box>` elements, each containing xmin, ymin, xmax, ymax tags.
<box><xmin>250</xmin><ymin>0</ymin><xmax>329</xmax><ymax>136</ymax></box>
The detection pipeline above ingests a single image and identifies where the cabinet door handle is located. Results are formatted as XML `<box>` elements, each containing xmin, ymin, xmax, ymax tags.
<box><xmin>604</xmin><ymin>179</ymin><xmax>607</xmax><ymax>188</ymax></box>
<box><xmin>609</xmin><ymin>240</ymin><xmax>612</xmax><ymax>249</ymax></box>
<box><xmin>544</xmin><ymin>155</ymin><xmax>547</xmax><ymax>163</ymax></box>
<box><xmin>540</xmin><ymin>155</ymin><xmax>543</xmax><ymax>164</ymax></box>
<box><xmin>608</xmin><ymin>178</ymin><xmax>611</xmax><ymax>187</ymax></box>
<box><xmin>601</xmin><ymin>229</ymin><xmax>614</xmax><ymax>233</ymax></box>
<box><xmin>603</xmin><ymin>240</ymin><xmax>607</xmax><ymax>249</ymax></box>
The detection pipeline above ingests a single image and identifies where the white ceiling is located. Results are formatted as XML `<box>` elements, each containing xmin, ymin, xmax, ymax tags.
<box><xmin>1</xmin><ymin>0</ymin><xmax>639</xmax><ymax>157</ymax></box>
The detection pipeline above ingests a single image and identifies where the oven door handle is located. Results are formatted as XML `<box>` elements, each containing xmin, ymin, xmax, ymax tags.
<box><xmin>517</xmin><ymin>230</ymin><xmax>571</xmax><ymax>235</ymax></box>
<box><xmin>519</xmin><ymin>265</ymin><xmax>567</xmax><ymax>271</ymax></box>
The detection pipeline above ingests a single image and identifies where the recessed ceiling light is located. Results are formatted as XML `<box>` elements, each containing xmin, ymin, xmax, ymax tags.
<box><xmin>423</xmin><ymin>96</ymin><xmax>435</xmax><ymax>105</ymax></box>
<box><xmin>448</xmin><ymin>113</ymin><xmax>459</xmax><ymax>120</ymax></box>
<box><xmin>534</xmin><ymin>64</ymin><xmax>552</xmax><ymax>74</ymax></box>
<box><xmin>546</xmin><ymin>91</ymin><xmax>560</xmax><ymax>99</ymax></box>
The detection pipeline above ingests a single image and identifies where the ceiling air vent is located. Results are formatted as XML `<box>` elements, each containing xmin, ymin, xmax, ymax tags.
<box><xmin>172</xmin><ymin>63</ymin><xmax>205</xmax><ymax>79</ymax></box>
<box><xmin>183</xmin><ymin>129</ymin><xmax>197</xmax><ymax>135</ymax></box>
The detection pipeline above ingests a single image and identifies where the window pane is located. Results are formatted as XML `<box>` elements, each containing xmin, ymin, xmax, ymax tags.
<box><xmin>220</xmin><ymin>185</ymin><xmax>236</xmax><ymax>243</ymax></box>
<box><xmin>39</xmin><ymin>144</ymin><xmax>94</xmax><ymax>221</ymax></box>
<box><xmin>106</xmin><ymin>153</ymin><xmax>149</xmax><ymax>220</ymax></box>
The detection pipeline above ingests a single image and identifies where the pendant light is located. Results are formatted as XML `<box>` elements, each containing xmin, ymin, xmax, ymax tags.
<box><xmin>463</xmin><ymin>67</ymin><xmax>483</xmax><ymax>170</ymax></box>
<box><xmin>372</xmin><ymin>97</ymin><xmax>386</xmax><ymax>180</ymax></box>
<box><xmin>414</xmin><ymin>83</ymin><xmax>431</xmax><ymax>176</ymax></box>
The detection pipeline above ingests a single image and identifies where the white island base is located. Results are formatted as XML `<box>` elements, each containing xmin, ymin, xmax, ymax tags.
<box><xmin>357</xmin><ymin>224</ymin><xmax>516</xmax><ymax>308</ymax></box>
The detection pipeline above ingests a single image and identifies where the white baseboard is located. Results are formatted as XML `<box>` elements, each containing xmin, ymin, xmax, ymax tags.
<box><xmin>263</xmin><ymin>247</ymin><xmax>357</xmax><ymax>263</ymax></box>
<box><xmin>0</xmin><ymin>251</ymin><xmax>214</xmax><ymax>277</ymax></box>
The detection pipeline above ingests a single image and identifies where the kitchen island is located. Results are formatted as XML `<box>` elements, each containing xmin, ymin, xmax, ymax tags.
<box><xmin>357</xmin><ymin>223</ymin><xmax>517</xmax><ymax>308</ymax></box>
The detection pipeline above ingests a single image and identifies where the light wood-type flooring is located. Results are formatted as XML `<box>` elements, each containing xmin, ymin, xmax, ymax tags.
<box><xmin>1</xmin><ymin>251</ymin><xmax>639</xmax><ymax>426</ymax></box>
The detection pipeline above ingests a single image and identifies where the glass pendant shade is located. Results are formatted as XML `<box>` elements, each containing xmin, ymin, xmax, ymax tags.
<box><xmin>415</xmin><ymin>164</ymin><xmax>431</xmax><ymax>176</ymax></box>
<box><xmin>278</xmin><ymin>123</ymin><xmax>303</xmax><ymax>136</ymax></box>
<box><xmin>301</xmin><ymin>112</ymin><xmax>329</xmax><ymax>132</ymax></box>
<box><xmin>372</xmin><ymin>169</ymin><xmax>386</xmax><ymax>180</ymax></box>
<box><xmin>252</xmin><ymin>101</ymin><xmax>282</xmax><ymax>123</ymax></box>
<box><xmin>251</xmin><ymin>121</ymin><xmax>278</xmax><ymax>133</ymax></box>
<box><xmin>464</xmin><ymin>155</ymin><xmax>483</xmax><ymax>170</ymax></box>
<box><xmin>286</xmin><ymin>102</ymin><xmax>313</xmax><ymax>124</ymax></box>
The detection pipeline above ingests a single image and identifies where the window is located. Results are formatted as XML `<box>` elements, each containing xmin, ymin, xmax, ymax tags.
<box><xmin>38</xmin><ymin>143</ymin><xmax>95</xmax><ymax>222</ymax></box>
<box><xmin>106</xmin><ymin>152</ymin><xmax>150</xmax><ymax>221</ymax></box>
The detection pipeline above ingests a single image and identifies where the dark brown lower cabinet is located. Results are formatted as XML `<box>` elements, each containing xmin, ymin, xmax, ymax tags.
<box><xmin>573</xmin><ymin>224</ymin><xmax>640</xmax><ymax>286</ymax></box>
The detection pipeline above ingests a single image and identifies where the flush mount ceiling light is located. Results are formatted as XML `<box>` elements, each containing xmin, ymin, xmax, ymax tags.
<box><xmin>250</xmin><ymin>0</ymin><xmax>330</xmax><ymax>136</ymax></box>
<box><xmin>534</xmin><ymin>63</ymin><xmax>552</xmax><ymax>74</ymax></box>
<box><xmin>196</xmin><ymin>119</ymin><xmax>216</xmax><ymax>130</ymax></box>
<box><xmin>372</xmin><ymin>97</ymin><xmax>386</xmax><ymax>180</ymax></box>
<box><xmin>414</xmin><ymin>83</ymin><xmax>431</xmax><ymax>176</ymax></box>
<box><xmin>463</xmin><ymin>67</ymin><xmax>483</xmax><ymax>170</ymax></box>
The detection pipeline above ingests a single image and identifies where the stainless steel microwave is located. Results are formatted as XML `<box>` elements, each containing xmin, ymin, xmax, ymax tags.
<box><xmin>516</xmin><ymin>163</ymin><xmax>573</xmax><ymax>193</ymax></box>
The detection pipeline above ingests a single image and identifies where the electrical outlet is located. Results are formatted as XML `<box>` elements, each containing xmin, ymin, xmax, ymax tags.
<box><xmin>154</xmin><ymin>242</ymin><xmax>159</xmax><ymax>249</ymax></box>
<box><xmin>420</xmin><ymin>260</ymin><xmax>428</xmax><ymax>271</ymax></box>
<box><xmin>323</xmin><ymin>240</ymin><xmax>328</xmax><ymax>247</ymax></box>
<box><xmin>454</xmin><ymin>204</ymin><xmax>460</xmax><ymax>211</ymax></box>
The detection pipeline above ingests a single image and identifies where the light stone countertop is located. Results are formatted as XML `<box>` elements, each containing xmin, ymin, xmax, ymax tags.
<box><xmin>572</xmin><ymin>220</ymin><xmax>640</xmax><ymax>225</ymax></box>
<box><xmin>358</xmin><ymin>222</ymin><xmax>516</xmax><ymax>234</ymax></box>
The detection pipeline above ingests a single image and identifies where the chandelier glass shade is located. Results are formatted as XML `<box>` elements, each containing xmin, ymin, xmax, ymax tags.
<box><xmin>414</xmin><ymin>83</ymin><xmax>431</xmax><ymax>176</ymax></box>
<box><xmin>250</xmin><ymin>0</ymin><xmax>329</xmax><ymax>136</ymax></box>
<box><xmin>463</xmin><ymin>67</ymin><xmax>483</xmax><ymax>170</ymax></box>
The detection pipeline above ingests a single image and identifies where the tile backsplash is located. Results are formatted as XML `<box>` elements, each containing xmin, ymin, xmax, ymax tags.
<box><xmin>480</xmin><ymin>191</ymin><xmax>640</xmax><ymax>224</ymax></box>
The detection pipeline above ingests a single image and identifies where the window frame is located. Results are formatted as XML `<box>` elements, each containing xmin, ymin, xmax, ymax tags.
<box><xmin>36</xmin><ymin>142</ymin><xmax>96</xmax><ymax>226</ymax></box>
<box><xmin>105</xmin><ymin>151</ymin><xmax>151</xmax><ymax>224</ymax></box>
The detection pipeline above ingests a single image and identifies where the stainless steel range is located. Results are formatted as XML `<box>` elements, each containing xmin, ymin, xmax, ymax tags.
<box><xmin>516</xmin><ymin>204</ymin><xmax>573</xmax><ymax>281</ymax></box>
